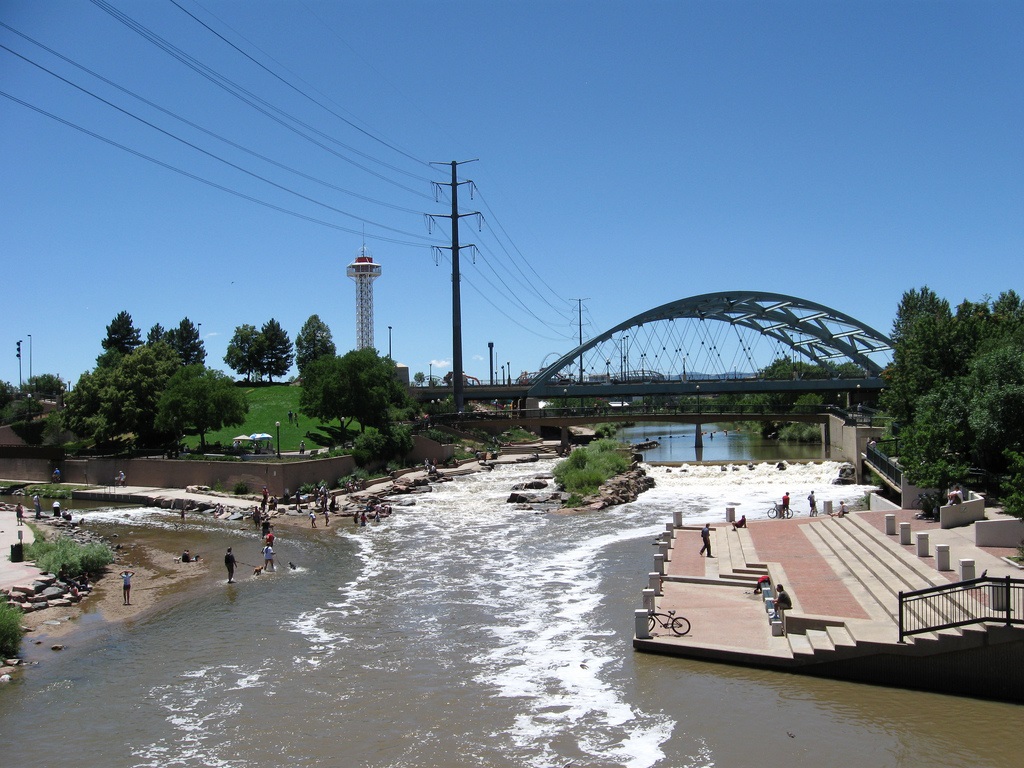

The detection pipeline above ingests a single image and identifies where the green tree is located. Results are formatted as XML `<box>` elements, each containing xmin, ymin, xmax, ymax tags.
<box><xmin>165</xmin><ymin>317</ymin><xmax>206</xmax><ymax>366</ymax></box>
<box><xmin>260</xmin><ymin>319</ymin><xmax>293</xmax><ymax>382</ymax></box>
<box><xmin>65</xmin><ymin>342</ymin><xmax>180</xmax><ymax>447</ymax></box>
<box><xmin>26</xmin><ymin>373</ymin><xmax>64</xmax><ymax>397</ymax></box>
<box><xmin>413</xmin><ymin>371</ymin><xmax>426</xmax><ymax>387</ymax></box>
<box><xmin>1000</xmin><ymin>450</ymin><xmax>1024</xmax><ymax>520</ymax></box>
<box><xmin>300</xmin><ymin>348</ymin><xmax>412</xmax><ymax>432</ymax></box>
<box><xmin>880</xmin><ymin>287</ymin><xmax>953</xmax><ymax>423</ymax></box>
<box><xmin>146</xmin><ymin>323</ymin><xmax>168</xmax><ymax>345</ymax></box>
<box><xmin>155</xmin><ymin>365</ymin><xmax>248</xmax><ymax>451</ymax></box>
<box><xmin>98</xmin><ymin>310</ymin><xmax>142</xmax><ymax>368</ymax></box>
<box><xmin>224</xmin><ymin>324</ymin><xmax>265</xmax><ymax>382</ymax></box>
<box><xmin>295</xmin><ymin>314</ymin><xmax>337</xmax><ymax>375</ymax></box>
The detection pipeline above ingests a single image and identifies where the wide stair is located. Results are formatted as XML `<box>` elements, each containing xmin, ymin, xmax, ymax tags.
<box><xmin>788</xmin><ymin>515</ymin><xmax>998</xmax><ymax>662</ymax></box>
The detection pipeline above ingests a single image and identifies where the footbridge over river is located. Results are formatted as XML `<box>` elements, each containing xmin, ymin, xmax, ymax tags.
<box><xmin>416</xmin><ymin>291</ymin><xmax>894</xmax><ymax>406</ymax></box>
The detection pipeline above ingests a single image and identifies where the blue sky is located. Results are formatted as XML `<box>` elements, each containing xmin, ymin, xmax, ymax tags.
<box><xmin>2</xmin><ymin>0</ymin><xmax>1022</xmax><ymax>389</ymax></box>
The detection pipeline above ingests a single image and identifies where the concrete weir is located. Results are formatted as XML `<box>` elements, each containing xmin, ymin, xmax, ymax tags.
<box><xmin>635</xmin><ymin>510</ymin><xmax>1024</xmax><ymax>703</ymax></box>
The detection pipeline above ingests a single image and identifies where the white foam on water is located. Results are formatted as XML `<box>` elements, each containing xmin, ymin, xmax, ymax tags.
<box><xmin>134</xmin><ymin>664</ymin><xmax>265</xmax><ymax>768</ymax></box>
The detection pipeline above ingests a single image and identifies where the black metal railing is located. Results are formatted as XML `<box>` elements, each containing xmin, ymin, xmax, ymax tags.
<box><xmin>866</xmin><ymin>442</ymin><xmax>901</xmax><ymax>488</ymax></box>
<box><xmin>898</xmin><ymin>575</ymin><xmax>1024</xmax><ymax>642</ymax></box>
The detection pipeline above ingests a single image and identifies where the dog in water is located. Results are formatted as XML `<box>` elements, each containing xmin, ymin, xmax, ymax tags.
<box><xmin>288</xmin><ymin>562</ymin><xmax>297</xmax><ymax>570</ymax></box>
<box><xmin>252</xmin><ymin>566</ymin><xmax>264</xmax><ymax>576</ymax></box>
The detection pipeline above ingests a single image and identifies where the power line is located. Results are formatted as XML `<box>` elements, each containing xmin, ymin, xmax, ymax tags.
<box><xmin>168</xmin><ymin>0</ymin><xmax>435</xmax><ymax>176</ymax></box>
<box><xmin>88</xmin><ymin>0</ymin><xmax>432</xmax><ymax>199</ymax></box>
<box><xmin>0</xmin><ymin>21</ymin><xmax>428</xmax><ymax>218</ymax></box>
<box><xmin>0</xmin><ymin>42</ymin><xmax>438</xmax><ymax>242</ymax></box>
<box><xmin>0</xmin><ymin>89</ymin><xmax>435</xmax><ymax>247</ymax></box>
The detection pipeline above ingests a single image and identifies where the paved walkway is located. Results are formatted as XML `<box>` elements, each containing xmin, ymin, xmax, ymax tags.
<box><xmin>0</xmin><ymin>504</ymin><xmax>39</xmax><ymax>593</ymax></box>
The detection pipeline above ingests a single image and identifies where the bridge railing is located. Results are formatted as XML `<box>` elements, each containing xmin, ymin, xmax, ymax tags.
<box><xmin>428</xmin><ymin>403</ymin><xmax>837</xmax><ymax>425</ymax></box>
<box><xmin>865</xmin><ymin>442</ymin><xmax>902</xmax><ymax>488</ymax></box>
<box><xmin>898</xmin><ymin>576</ymin><xmax>1024</xmax><ymax>642</ymax></box>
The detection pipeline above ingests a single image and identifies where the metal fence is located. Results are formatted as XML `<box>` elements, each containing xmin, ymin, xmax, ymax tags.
<box><xmin>899</xmin><ymin>575</ymin><xmax>1024</xmax><ymax>642</ymax></box>
<box><xmin>866</xmin><ymin>442</ymin><xmax>902</xmax><ymax>488</ymax></box>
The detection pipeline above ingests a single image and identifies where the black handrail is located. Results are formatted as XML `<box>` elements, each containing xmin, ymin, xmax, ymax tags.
<box><xmin>898</xmin><ymin>575</ymin><xmax>1023</xmax><ymax>642</ymax></box>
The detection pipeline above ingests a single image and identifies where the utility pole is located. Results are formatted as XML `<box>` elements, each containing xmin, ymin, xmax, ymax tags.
<box><xmin>429</xmin><ymin>160</ymin><xmax>480</xmax><ymax>413</ymax></box>
<box><xmin>573</xmin><ymin>298</ymin><xmax>588</xmax><ymax>383</ymax></box>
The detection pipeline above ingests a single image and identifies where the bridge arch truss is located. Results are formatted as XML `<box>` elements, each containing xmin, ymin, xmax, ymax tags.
<box><xmin>527</xmin><ymin>291</ymin><xmax>893</xmax><ymax>396</ymax></box>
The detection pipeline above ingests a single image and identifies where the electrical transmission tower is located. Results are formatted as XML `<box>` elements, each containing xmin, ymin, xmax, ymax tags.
<box><xmin>428</xmin><ymin>160</ymin><xmax>480</xmax><ymax>413</ymax></box>
<box><xmin>347</xmin><ymin>245</ymin><xmax>382</xmax><ymax>350</ymax></box>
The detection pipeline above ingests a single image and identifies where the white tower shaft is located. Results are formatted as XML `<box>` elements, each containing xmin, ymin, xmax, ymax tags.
<box><xmin>346</xmin><ymin>247</ymin><xmax>382</xmax><ymax>350</ymax></box>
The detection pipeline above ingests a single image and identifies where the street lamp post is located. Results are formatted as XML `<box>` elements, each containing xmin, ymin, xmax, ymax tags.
<box><xmin>500</xmin><ymin>364</ymin><xmax>505</xmax><ymax>386</ymax></box>
<box><xmin>563</xmin><ymin>387</ymin><xmax>568</xmax><ymax>412</ymax></box>
<box><xmin>429</xmin><ymin>363</ymin><xmax>433</xmax><ymax>386</ymax></box>
<box><xmin>275</xmin><ymin>421</ymin><xmax>281</xmax><ymax>458</ymax></box>
<box><xmin>694</xmin><ymin>384</ymin><xmax>702</xmax><ymax>450</ymax></box>
<box><xmin>27</xmin><ymin>334</ymin><xmax>32</xmax><ymax>384</ymax></box>
<box><xmin>388</xmin><ymin>326</ymin><xmax>393</xmax><ymax>358</ymax></box>
<box><xmin>506</xmin><ymin>361</ymin><xmax>511</xmax><ymax>386</ymax></box>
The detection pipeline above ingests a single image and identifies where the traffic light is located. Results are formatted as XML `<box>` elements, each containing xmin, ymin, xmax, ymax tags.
<box><xmin>16</xmin><ymin>340</ymin><xmax>21</xmax><ymax>359</ymax></box>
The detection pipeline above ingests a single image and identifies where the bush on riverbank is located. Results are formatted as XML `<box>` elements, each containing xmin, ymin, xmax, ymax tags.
<box><xmin>25</xmin><ymin>536</ymin><xmax>114</xmax><ymax>579</ymax></box>
<box><xmin>554</xmin><ymin>439</ymin><xmax>630</xmax><ymax>495</ymax></box>
<box><xmin>0</xmin><ymin>602</ymin><xmax>23</xmax><ymax>657</ymax></box>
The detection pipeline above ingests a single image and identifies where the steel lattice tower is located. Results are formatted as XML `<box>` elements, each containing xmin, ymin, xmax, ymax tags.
<box><xmin>346</xmin><ymin>246</ymin><xmax>381</xmax><ymax>350</ymax></box>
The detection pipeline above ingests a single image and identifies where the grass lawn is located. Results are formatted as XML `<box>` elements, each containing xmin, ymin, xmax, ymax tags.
<box><xmin>184</xmin><ymin>384</ymin><xmax>356</xmax><ymax>453</ymax></box>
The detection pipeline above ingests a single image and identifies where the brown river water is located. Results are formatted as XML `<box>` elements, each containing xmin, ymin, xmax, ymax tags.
<box><xmin>0</xmin><ymin>454</ymin><xmax>1020</xmax><ymax>768</ymax></box>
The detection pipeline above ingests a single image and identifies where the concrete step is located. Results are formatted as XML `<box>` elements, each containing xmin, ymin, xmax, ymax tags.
<box><xmin>824</xmin><ymin>517</ymin><xmax>937</xmax><ymax>594</ymax></box>
<box><xmin>806</xmin><ymin>628</ymin><xmax>836</xmax><ymax>653</ymax></box>
<box><xmin>826</xmin><ymin>624</ymin><xmax>856</xmax><ymax>648</ymax></box>
<box><xmin>787</xmin><ymin>632</ymin><xmax>815</xmax><ymax>657</ymax></box>
<box><xmin>803</xmin><ymin>522</ymin><xmax>901</xmax><ymax>622</ymax></box>
<box><xmin>845</xmin><ymin>514</ymin><xmax>948</xmax><ymax>587</ymax></box>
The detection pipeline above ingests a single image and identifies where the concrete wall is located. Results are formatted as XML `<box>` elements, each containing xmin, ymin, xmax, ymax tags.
<box><xmin>56</xmin><ymin>456</ymin><xmax>357</xmax><ymax>498</ymax></box>
<box><xmin>974</xmin><ymin>517</ymin><xmax>1024</xmax><ymax>548</ymax></box>
<box><xmin>939</xmin><ymin>498</ymin><xmax>986</xmax><ymax>529</ymax></box>
<box><xmin>869</xmin><ymin>492</ymin><xmax>901</xmax><ymax>512</ymax></box>
<box><xmin>406</xmin><ymin>434</ymin><xmax>455</xmax><ymax>465</ymax></box>
<box><xmin>826</xmin><ymin>415</ymin><xmax>885</xmax><ymax>482</ymax></box>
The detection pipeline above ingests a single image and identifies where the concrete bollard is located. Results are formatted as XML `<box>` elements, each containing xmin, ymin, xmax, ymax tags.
<box><xmin>642</xmin><ymin>588</ymin><xmax>655</xmax><ymax>612</ymax></box>
<box><xmin>935</xmin><ymin>544</ymin><xmax>951</xmax><ymax>571</ymax></box>
<box><xmin>959</xmin><ymin>559</ymin><xmax>976</xmax><ymax>581</ymax></box>
<box><xmin>665</xmin><ymin>522</ymin><xmax>675</xmax><ymax>540</ymax></box>
<box><xmin>725</xmin><ymin>507</ymin><xmax>736</xmax><ymax>523</ymax></box>
<box><xmin>635</xmin><ymin>609</ymin><xmax>652</xmax><ymax>639</ymax></box>
<box><xmin>659</xmin><ymin>541</ymin><xmax>671</xmax><ymax>560</ymax></box>
<box><xmin>823</xmin><ymin>500</ymin><xmax>834</xmax><ymax>516</ymax></box>
<box><xmin>899</xmin><ymin>522</ymin><xmax>912</xmax><ymax>545</ymax></box>
<box><xmin>649</xmin><ymin>572</ymin><xmax>662</xmax><ymax>596</ymax></box>
<box><xmin>673</xmin><ymin>509</ymin><xmax>683</xmax><ymax>529</ymax></box>
<box><xmin>884</xmin><ymin>514</ymin><xmax>897</xmax><ymax>535</ymax></box>
<box><xmin>916</xmin><ymin>532</ymin><xmax>930</xmax><ymax>557</ymax></box>
<box><xmin>654</xmin><ymin>554</ymin><xmax>666</xmax><ymax>576</ymax></box>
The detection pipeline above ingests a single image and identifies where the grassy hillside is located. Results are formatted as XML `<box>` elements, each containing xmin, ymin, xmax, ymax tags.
<box><xmin>183</xmin><ymin>384</ymin><xmax>351</xmax><ymax>453</ymax></box>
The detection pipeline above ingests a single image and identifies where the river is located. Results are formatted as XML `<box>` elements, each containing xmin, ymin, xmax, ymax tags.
<box><xmin>0</xmin><ymin>455</ymin><xmax>1020</xmax><ymax>767</ymax></box>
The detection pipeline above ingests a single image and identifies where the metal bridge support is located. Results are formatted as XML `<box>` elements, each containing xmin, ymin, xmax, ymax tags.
<box><xmin>695</xmin><ymin>423</ymin><xmax>703</xmax><ymax>449</ymax></box>
<box><xmin>560</xmin><ymin>426</ymin><xmax>569</xmax><ymax>452</ymax></box>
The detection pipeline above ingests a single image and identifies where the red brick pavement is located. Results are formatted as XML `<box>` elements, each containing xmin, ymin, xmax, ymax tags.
<box><xmin>746</xmin><ymin>518</ymin><xmax>871</xmax><ymax>620</ymax></box>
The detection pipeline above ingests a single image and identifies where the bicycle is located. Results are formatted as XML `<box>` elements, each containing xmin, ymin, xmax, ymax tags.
<box><xmin>766</xmin><ymin>503</ymin><xmax>793</xmax><ymax>519</ymax></box>
<box><xmin>647</xmin><ymin>608</ymin><xmax>691</xmax><ymax>636</ymax></box>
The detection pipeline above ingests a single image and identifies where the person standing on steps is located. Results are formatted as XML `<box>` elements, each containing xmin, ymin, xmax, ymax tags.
<box><xmin>225</xmin><ymin>547</ymin><xmax>237</xmax><ymax>583</ymax></box>
<box><xmin>699</xmin><ymin>523</ymin><xmax>713</xmax><ymax>557</ymax></box>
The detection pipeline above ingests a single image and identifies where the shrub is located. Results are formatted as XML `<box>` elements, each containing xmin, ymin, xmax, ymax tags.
<box><xmin>26</xmin><ymin>536</ymin><xmax>113</xmax><ymax>579</ymax></box>
<box><xmin>233</xmin><ymin>481</ymin><xmax>250</xmax><ymax>495</ymax></box>
<box><xmin>553</xmin><ymin>439</ymin><xmax>630</xmax><ymax>495</ymax></box>
<box><xmin>0</xmin><ymin>602</ymin><xmax>24</xmax><ymax>657</ymax></box>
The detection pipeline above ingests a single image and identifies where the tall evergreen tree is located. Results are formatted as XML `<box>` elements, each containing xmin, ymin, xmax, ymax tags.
<box><xmin>166</xmin><ymin>317</ymin><xmax>206</xmax><ymax>366</ymax></box>
<box><xmin>99</xmin><ymin>311</ymin><xmax>142</xmax><ymax>367</ymax></box>
<box><xmin>146</xmin><ymin>323</ymin><xmax>168</xmax><ymax>345</ymax></box>
<box><xmin>295</xmin><ymin>314</ymin><xmax>336</xmax><ymax>375</ymax></box>
<box><xmin>260</xmin><ymin>318</ymin><xmax>293</xmax><ymax>382</ymax></box>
